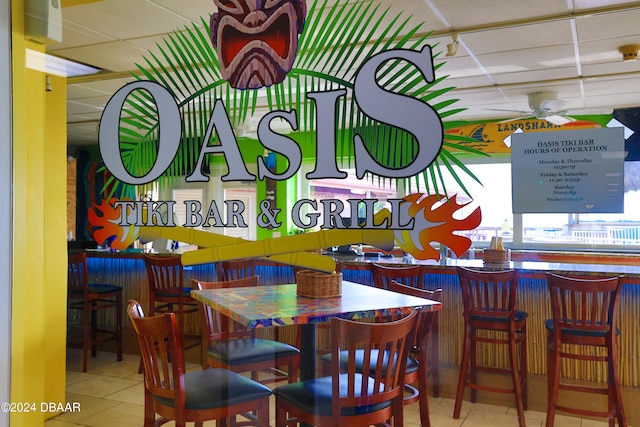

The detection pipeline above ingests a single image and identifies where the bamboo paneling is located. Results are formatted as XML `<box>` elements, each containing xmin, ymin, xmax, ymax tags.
<box><xmin>81</xmin><ymin>255</ymin><xmax>640</xmax><ymax>388</ymax></box>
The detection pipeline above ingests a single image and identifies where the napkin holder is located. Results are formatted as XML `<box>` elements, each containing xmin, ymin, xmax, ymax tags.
<box><xmin>296</xmin><ymin>269</ymin><xmax>342</xmax><ymax>298</ymax></box>
<box><xmin>483</xmin><ymin>249</ymin><xmax>511</xmax><ymax>267</ymax></box>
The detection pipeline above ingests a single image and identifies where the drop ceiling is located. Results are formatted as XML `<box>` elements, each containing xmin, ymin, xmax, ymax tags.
<box><xmin>49</xmin><ymin>0</ymin><xmax>640</xmax><ymax>148</ymax></box>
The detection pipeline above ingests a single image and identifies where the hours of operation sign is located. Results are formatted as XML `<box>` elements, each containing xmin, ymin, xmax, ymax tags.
<box><xmin>511</xmin><ymin>127</ymin><xmax>625</xmax><ymax>213</ymax></box>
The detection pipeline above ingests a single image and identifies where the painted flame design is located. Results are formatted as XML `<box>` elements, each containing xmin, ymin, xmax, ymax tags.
<box><xmin>395</xmin><ymin>193</ymin><xmax>482</xmax><ymax>260</ymax></box>
<box><xmin>88</xmin><ymin>198</ymin><xmax>139</xmax><ymax>250</ymax></box>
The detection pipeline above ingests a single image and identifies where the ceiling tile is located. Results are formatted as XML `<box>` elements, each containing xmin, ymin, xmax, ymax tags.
<box><xmin>575</xmin><ymin>9</ymin><xmax>640</xmax><ymax>42</ymax></box>
<box><xmin>461</xmin><ymin>21</ymin><xmax>573</xmax><ymax>55</ymax></box>
<box><xmin>430</xmin><ymin>0</ymin><xmax>568</xmax><ymax>28</ymax></box>
<box><xmin>61</xmin><ymin>0</ymin><xmax>192</xmax><ymax>40</ymax></box>
<box><xmin>151</xmin><ymin>0</ymin><xmax>216</xmax><ymax>23</ymax></box>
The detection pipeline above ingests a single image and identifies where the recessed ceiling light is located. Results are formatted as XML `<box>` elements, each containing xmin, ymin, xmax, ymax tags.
<box><xmin>25</xmin><ymin>49</ymin><xmax>100</xmax><ymax>77</ymax></box>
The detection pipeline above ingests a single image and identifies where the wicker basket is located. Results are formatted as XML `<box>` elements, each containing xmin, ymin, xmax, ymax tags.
<box><xmin>296</xmin><ymin>269</ymin><xmax>342</xmax><ymax>298</ymax></box>
<box><xmin>483</xmin><ymin>249</ymin><xmax>511</xmax><ymax>267</ymax></box>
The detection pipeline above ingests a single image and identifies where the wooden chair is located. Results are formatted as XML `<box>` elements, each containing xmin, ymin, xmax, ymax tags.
<box><xmin>193</xmin><ymin>276</ymin><xmax>300</xmax><ymax>385</ymax></box>
<box><xmin>370</xmin><ymin>263</ymin><xmax>441</xmax><ymax>397</ymax></box>
<box><xmin>216</xmin><ymin>258</ymin><xmax>256</xmax><ymax>281</ymax></box>
<box><xmin>143</xmin><ymin>255</ymin><xmax>200</xmax><ymax>356</ymax></box>
<box><xmin>67</xmin><ymin>251</ymin><xmax>122</xmax><ymax>372</ymax></box>
<box><xmin>127</xmin><ymin>300</ymin><xmax>271</xmax><ymax>427</ymax></box>
<box><xmin>371</xmin><ymin>263</ymin><xmax>423</xmax><ymax>289</ymax></box>
<box><xmin>454</xmin><ymin>266</ymin><xmax>527</xmax><ymax>427</ymax></box>
<box><xmin>320</xmin><ymin>280</ymin><xmax>441</xmax><ymax>427</ymax></box>
<box><xmin>545</xmin><ymin>273</ymin><xmax>626</xmax><ymax>427</ymax></box>
<box><xmin>273</xmin><ymin>310</ymin><xmax>419</xmax><ymax>427</ymax></box>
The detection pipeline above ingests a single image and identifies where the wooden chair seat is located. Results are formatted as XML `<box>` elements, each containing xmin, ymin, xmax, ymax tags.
<box><xmin>321</xmin><ymin>281</ymin><xmax>441</xmax><ymax>427</ymax></box>
<box><xmin>274</xmin><ymin>310</ymin><xmax>418</xmax><ymax>426</ymax></box>
<box><xmin>194</xmin><ymin>276</ymin><xmax>300</xmax><ymax>385</ymax></box>
<box><xmin>208</xmin><ymin>337</ymin><xmax>300</xmax><ymax>367</ymax></box>
<box><xmin>127</xmin><ymin>300</ymin><xmax>271</xmax><ymax>426</ymax></box>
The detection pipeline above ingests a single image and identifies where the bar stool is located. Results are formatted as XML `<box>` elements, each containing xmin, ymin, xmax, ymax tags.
<box><xmin>370</xmin><ymin>263</ymin><xmax>440</xmax><ymax>397</ymax></box>
<box><xmin>545</xmin><ymin>273</ymin><xmax>626</xmax><ymax>426</ymax></box>
<box><xmin>454</xmin><ymin>266</ymin><xmax>527</xmax><ymax>427</ymax></box>
<box><xmin>371</xmin><ymin>263</ymin><xmax>423</xmax><ymax>289</ymax></box>
<box><xmin>67</xmin><ymin>251</ymin><xmax>123</xmax><ymax>372</ymax></box>
<box><xmin>216</xmin><ymin>258</ymin><xmax>256</xmax><ymax>281</ymax></box>
<box><xmin>143</xmin><ymin>255</ymin><xmax>200</xmax><ymax>356</ymax></box>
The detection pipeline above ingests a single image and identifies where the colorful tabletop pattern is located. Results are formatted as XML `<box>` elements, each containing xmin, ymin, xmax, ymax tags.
<box><xmin>191</xmin><ymin>281</ymin><xmax>441</xmax><ymax>328</ymax></box>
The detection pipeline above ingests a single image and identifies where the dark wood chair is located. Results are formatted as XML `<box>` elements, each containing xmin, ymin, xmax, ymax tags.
<box><xmin>67</xmin><ymin>251</ymin><xmax>122</xmax><ymax>372</ymax></box>
<box><xmin>216</xmin><ymin>258</ymin><xmax>256</xmax><ymax>281</ymax></box>
<box><xmin>274</xmin><ymin>310</ymin><xmax>419</xmax><ymax>427</ymax></box>
<box><xmin>320</xmin><ymin>280</ymin><xmax>441</xmax><ymax>427</ymax></box>
<box><xmin>545</xmin><ymin>273</ymin><xmax>626</xmax><ymax>426</ymax></box>
<box><xmin>193</xmin><ymin>276</ymin><xmax>300</xmax><ymax>385</ymax></box>
<box><xmin>454</xmin><ymin>266</ymin><xmax>527</xmax><ymax>427</ymax></box>
<box><xmin>371</xmin><ymin>263</ymin><xmax>423</xmax><ymax>289</ymax></box>
<box><xmin>127</xmin><ymin>300</ymin><xmax>271</xmax><ymax>427</ymax></box>
<box><xmin>370</xmin><ymin>263</ymin><xmax>441</xmax><ymax>397</ymax></box>
<box><xmin>143</xmin><ymin>255</ymin><xmax>200</xmax><ymax>357</ymax></box>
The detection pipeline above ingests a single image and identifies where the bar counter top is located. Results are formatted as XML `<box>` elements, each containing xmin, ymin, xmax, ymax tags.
<box><xmin>82</xmin><ymin>247</ymin><xmax>640</xmax><ymax>281</ymax></box>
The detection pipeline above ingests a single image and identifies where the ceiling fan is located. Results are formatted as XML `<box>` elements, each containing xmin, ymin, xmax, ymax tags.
<box><xmin>494</xmin><ymin>91</ymin><xmax>576</xmax><ymax>125</ymax></box>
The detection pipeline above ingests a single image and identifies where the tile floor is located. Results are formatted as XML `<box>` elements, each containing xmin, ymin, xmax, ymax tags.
<box><xmin>44</xmin><ymin>349</ymin><xmax>624</xmax><ymax>427</ymax></box>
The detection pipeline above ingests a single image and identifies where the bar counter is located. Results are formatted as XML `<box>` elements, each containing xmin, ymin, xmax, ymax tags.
<box><xmin>83</xmin><ymin>250</ymin><xmax>640</xmax><ymax>389</ymax></box>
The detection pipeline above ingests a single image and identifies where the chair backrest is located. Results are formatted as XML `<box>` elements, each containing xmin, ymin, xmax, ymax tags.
<box><xmin>371</xmin><ymin>264</ymin><xmax>423</xmax><ymax>289</ymax></box>
<box><xmin>387</xmin><ymin>280</ymin><xmax>441</xmax><ymax>354</ymax></box>
<box><xmin>144</xmin><ymin>254</ymin><xmax>185</xmax><ymax>294</ymax></box>
<box><xmin>456</xmin><ymin>266</ymin><xmax>518</xmax><ymax>320</ymax></box>
<box><xmin>127</xmin><ymin>300</ymin><xmax>187</xmax><ymax>414</ymax></box>
<box><xmin>329</xmin><ymin>309</ymin><xmax>418</xmax><ymax>419</ymax></box>
<box><xmin>193</xmin><ymin>276</ymin><xmax>260</xmax><ymax>339</ymax></box>
<box><xmin>546</xmin><ymin>273</ymin><xmax>622</xmax><ymax>336</ymax></box>
<box><xmin>216</xmin><ymin>258</ymin><xmax>256</xmax><ymax>281</ymax></box>
<box><xmin>68</xmin><ymin>252</ymin><xmax>89</xmax><ymax>292</ymax></box>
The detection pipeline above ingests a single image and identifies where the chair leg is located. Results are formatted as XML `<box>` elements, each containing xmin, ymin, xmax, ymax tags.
<box><xmin>82</xmin><ymin>302</ymin><xmax>90</xmax><ymax>373</ymax></box>
<box><xmin>143</xmin><ymin>387</ymin><xmax>155</xmax><ymax>427</ymax></box>
<box><xmin>417</xmin><ymin>353</ymin><xmax>431</xmax><ymax>427</ymax></box>
<box><xmin>546</xmin><ymin>337</ymin><xmax>561</xmax><ymax>427</ymax></box>
<box><xmin>430</xmin><ymin>315</ymin><xmax>440</xmax><ymax>397</ymax></box>
<box><xmin>519</xmin><ymin>325</ymin><xmax>528</xmax><ymax>410</ymax></box>
<box><xmin>91</xmin><ymin>300</ymin><xmax>98</xmax><ymax>357</ymax></box>
<box><xmin>469</xmin><ymin>327</ymin><xmax>477</xmax><ymax>403</ymax></box>
<box><xmin>116</xmin><ymin>293</ymin><xmax>123</xmax><ymax>362</ymax></box>
<box><xmin>275</xmin><ymin>398</ymin><xmax>286</xmax><ymax>427</ymax></box>
<box><xmin>508</xmin><ymin>329</ymin><xmax>525</xmax><ymax>427</ymax></box>
<box><xmin>453</xmin><ymin>324</ymin><xmax>471</xmax><ymax>419</ymax></box>
<box><xmin>608</xmin><ymin>340</ymin><xmax>627</xmax><ymax>427</ymax></box>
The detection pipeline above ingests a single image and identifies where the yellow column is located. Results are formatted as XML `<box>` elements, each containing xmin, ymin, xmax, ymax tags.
<box><xmin>11</xmin><ymin>0</ymin><xmax>67</xmax><ymax>424</ymax></box>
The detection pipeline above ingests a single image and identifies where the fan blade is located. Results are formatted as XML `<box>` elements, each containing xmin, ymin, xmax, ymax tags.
<box><xmin>486</xmin><ymin>108</ymin><xmax>531</xmax><ymax>114</ymax></box>
<box><xmin>539</xmin><ymin>98</ymin><xmax>566</xmax><ymax>111</ymax></box>
<box><xmin>498</xmin><ymin>115</ymin><xmax>535</xmax><ymax>123</ymax></box>
<box><xmin>545</xmin><ymin>115</ymin><xmax>575</xmax><ymax>126</ymax></box>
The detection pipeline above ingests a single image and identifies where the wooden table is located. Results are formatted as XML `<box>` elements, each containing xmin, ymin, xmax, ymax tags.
<box><xmin>191</xmin><ymin>280</ymin><xmax>442</xmax><ymax>381</ymax></box>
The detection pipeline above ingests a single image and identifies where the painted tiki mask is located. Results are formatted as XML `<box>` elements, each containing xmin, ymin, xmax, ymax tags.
<box><xmin>210</xmin><ymin>0</ymin><xmax>307</xmax><ymax>89</ymax></box>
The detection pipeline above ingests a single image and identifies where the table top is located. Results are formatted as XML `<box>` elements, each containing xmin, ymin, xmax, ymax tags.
<box><xmin>191</xmin><ymin>281</ymin><xmax>441</xmax><ymax>328</ymax></box>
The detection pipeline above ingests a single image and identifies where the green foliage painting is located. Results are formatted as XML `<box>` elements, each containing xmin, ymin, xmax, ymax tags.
<box><xmin>104</xmin><ymin>0</ymin><xmax>484</xmax><ymax>199</ymax></box>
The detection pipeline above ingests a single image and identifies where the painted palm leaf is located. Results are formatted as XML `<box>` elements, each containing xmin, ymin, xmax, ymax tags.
<box><xmin>104</xmin><ymin>0</ymin><xmax>484</xmax><ymax>199</ymax></box>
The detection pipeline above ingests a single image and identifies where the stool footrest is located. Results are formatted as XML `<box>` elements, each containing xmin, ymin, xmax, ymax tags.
<box><xmin>559</xmin><ymin>383</ymin><xmax>609</xmax><ymax>395</ymax></box>
<box><xmin>555</xmin><ymin>404</ymin><xmax>610</xmax><ymax>419</ymax></box>
<box><xmin>467</xmin><ymin>382</ymin><xmax>516</xmax><ymax>394</ymax></box>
